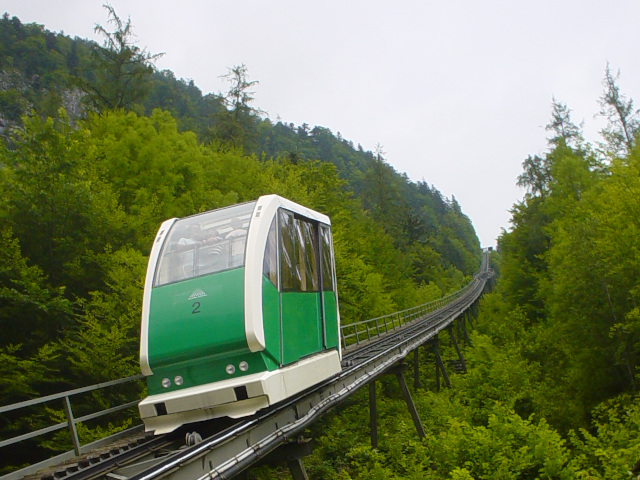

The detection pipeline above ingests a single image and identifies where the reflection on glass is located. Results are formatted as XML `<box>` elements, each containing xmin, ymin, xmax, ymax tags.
<box><xmin>154</xmin><ymin>202</ymin><xmax>256</xmax><ymax>286</ymax></box>
<box><xmin>263</xmin><ymin>217</ymin><xmax>278</xmax><ymax>286</ymax></box>
<box><xmin>279</xmin><ymin>210</ymin><xmax>320</xmax><ymax>293</ymax></box>
<box><xmin>320</xmin><ymin>225</ymin><xmax>334</xmax><ymax>291</ymax></box>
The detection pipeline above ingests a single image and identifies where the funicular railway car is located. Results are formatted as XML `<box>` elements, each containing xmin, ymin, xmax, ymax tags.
<box><xmin>138</xmin><ymin>195</ymin><xmax>342</xmax><ymax>434</ymax></box>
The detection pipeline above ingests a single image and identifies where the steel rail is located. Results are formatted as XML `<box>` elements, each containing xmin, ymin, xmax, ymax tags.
<box><xmin>117</xmin><ymin>263</ymin><xmax>490</xmax><ymax>480</ymax></box>
<box><xmin>46</xmin><ymin>433</ymin><xmax>177</xmax><ymax>480</ymax></box>
<box><xmin>5</xmin><ymin>255</ymin><xmax>491</xmax><ymax>480</ymax></box>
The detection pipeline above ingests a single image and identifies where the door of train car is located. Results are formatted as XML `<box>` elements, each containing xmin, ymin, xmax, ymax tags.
<box><xmin>276</xmin><ymin>209</ymin><xmax>340</xmax><ymax>365</ymax></box>
<box><xmin>279</xmin><ymin>210</ymin><xmax>322</xmax><ymax>364</ymax></box>
<box><xmin>319</xmin><ymin>224</ymin><xmax>339</xmax><ymax>350</ymax></box>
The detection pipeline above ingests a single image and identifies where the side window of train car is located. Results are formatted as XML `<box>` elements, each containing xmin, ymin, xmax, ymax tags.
<box><xmin>279</xmin><ymin>210</ymin><xmax>320</xmax><ymax>292</ymax></box>
<box><xmin>320</xmin><ymin>225</ymin><xmax>335</xmax><ymax>292</ymax></box>
<box><xmin>299</xmin><ymin>218</ymin><xmax>319</xmax><ymax>292</ymax></box>
<box><xmin>262</xmin><ymin>217</ymin><xmax>278</xmax><ymax>286</ymax></box>
<box><xmin>280</xmin><ymin>210</ymin><xmax>296</xmax><ymax>291</ymax></box>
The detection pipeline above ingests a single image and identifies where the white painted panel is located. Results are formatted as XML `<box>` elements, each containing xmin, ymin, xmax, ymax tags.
<box><xmin>139</xmin><ymin>218</ymin><xmax>177</xmax><ymax>376</ymax></box>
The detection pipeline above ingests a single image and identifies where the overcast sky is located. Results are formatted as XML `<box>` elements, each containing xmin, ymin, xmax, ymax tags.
<box><xmin>4</xmin><ymin>1</ymin><xmax>640</xmax><ymax>247</ymax></box>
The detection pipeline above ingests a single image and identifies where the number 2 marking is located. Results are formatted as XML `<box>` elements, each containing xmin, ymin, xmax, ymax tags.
<box><xmin>192</xmin><ymin>302</ymin><xmax>201</xmax><ymax>314</ymax></box>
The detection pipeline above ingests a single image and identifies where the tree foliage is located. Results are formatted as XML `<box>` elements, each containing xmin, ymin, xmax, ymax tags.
<box><xmin>598</xmin><ymin>63</ymin><xmax>640</xmax><ymax>157</ymax></box>
<box><xmin>6</xmin><ymin>9</ymin><xmax>640</xmax><ymax>479</ymax></box>
<box><xmin>460</xmin><ymin>68</ymin><xmax>640</xmax><ymax>477</ymax></box>
<box><xmin>80</xmin><ymin>4</ymin><xmax>162</xmax><ymax>111</ymax></box>
<box><xmin>245</xmin><ymin>68</ymin><xmax>640</xmax><ymax>479</ymax></box>
<box><xmin>0</xmin><ymin>11</ymin><xmax>483</xmax><ymax>473</ymax></box>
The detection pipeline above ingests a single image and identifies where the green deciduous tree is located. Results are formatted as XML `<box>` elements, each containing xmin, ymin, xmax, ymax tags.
<box><xmin>0</xmin><ymin>14</ymin><xmax>489</xmax><ymax>474</ymax></box>
<box><xmin>2</xmin><ymin>110</ymin><xmax>123</xmax><ymax>294</ymax></box>
<box><xmin>569</xmin><ymin>395</ymin><xmax>640</xmax><ymax>479</ymax></box>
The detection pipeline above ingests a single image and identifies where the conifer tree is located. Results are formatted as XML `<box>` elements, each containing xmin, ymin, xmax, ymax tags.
<box><xmin>79</xmin><ymin>4</ymin><xmax>162</xmax><ymax>111</ymax></box>
<box><xmin>598</xmin><ymin>64</ymin><xmax>639</xmax><ymax>157</ymax></box>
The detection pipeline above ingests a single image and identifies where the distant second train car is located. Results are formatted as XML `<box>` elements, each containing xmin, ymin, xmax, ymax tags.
<box><xmin>138</xmin><ymin>195</ymin><xmax>342</xmax><ymax>434</ymax></box>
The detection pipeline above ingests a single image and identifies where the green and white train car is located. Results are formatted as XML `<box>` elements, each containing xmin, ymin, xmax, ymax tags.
<box><xmin>138</xmin><ymin>195</ymin><xmax>342</xmax><ymax>434</ymax></box>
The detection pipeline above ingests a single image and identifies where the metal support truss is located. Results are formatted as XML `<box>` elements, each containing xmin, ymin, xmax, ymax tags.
<box><xmin>432</xmin><ymin>335</ymin><xmax>451</xmax><ymax>391</ymax></box>
<box><xmin>369</xmin><ymin>363</ymin><xmax>427</xmax><ymax>447</ymax></box>
<box><xmin>413</xmin><ymin>347</ymin><xmax>420</xmax><ymax>391</ymax></box>
<box><xmin>447</xmin><ymin>325</ymin><xmax>467</xmax><ymax>373</ymax></box>
<box><xmin>369</xmin><ymin>381</ymin><xmax>378</xmax><ymax>448</ymax></box>
<box><xmin>461</xmin><ymin>314</ymin><xmax>472</xmax><ymax>346</ymax></box>
<box><xmin>465</xmin><ymin>308</ymin><xmax>474</xmax><ymax>329</ymax></box>
<box><xmin>287</xmin><ymin>459</ymin><xmax>309</xmax><ymax>480</ymax></box>
<box><xmin>19</xmin><ymin>260</ymin><xmax>492</xmax><ymax>480</ymax></box>
<box><xmin>242</xmin><ymin>438</ymin><xmax>313</xmax><ymax>480</ymax></box>
<box><xmin>393</xmin><ymin>364</ymin><xmax>425</xmax><ymax>439</ymax></box>
<box><xmin>264</xmin><ymin>439</ymin><xmax>313</xmax><ymax>480</ymax></box>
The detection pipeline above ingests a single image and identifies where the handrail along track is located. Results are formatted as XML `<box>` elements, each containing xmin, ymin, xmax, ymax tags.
<box><xmin>1</xmin><ymin>253</ymin><xmax>492</xmax><ymax>480</ymax></box>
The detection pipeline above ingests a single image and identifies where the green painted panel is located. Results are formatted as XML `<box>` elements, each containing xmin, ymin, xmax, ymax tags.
<box><xmin>261</xmin><ymin>276</ymin><xmax>281</xmax><ymax>369</ymax></box>
<box><xmin>323</xmin><ymin>291</ymin><xmax>339</xmax><ymax>349</ymax></box>
<box><xmin>281</xmin><ymin>292</ymin><xmax>322</xmax><ymax>365</ymax></box>
<box><xmin>148</xmin><ymin>268</ymin><xmax>247</xmax><ymax>371</ymax></box>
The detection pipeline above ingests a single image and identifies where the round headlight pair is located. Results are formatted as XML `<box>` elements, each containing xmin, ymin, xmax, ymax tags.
<box><xmin>226</xmin><ymin>361</ymin><xmax>249</xmax><ymax>375</ymax></box>
<box><xmin>161</xmin><ymin>376</ymin><xmax>184</xmax><ymax>388</ymax></box>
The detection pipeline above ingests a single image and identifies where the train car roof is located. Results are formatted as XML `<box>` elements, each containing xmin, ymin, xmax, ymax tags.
<box><xmin>164</xmin><ymin>194</ymin><xmax>330</xmax><ymax>225</ymax></box>
<box><xmin>256</xmin><ymin>194</ymin><xmax>330</xmax><ymax>225</ymax></box>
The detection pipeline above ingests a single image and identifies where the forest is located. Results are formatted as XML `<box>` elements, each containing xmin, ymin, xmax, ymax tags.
<box><xmin>284</xmin><ymin>78</ymin><xmax>640</xmax><ymax>479</ymax></box>
<box><xmin>1</xmin><ymin>6</ymin><xmax>640</xmax><ymax>479</ymax></box>
<box><xmin>0</xmin><ymin>8</ymin><xmax>479</xmax><ymax>474</ymax></box>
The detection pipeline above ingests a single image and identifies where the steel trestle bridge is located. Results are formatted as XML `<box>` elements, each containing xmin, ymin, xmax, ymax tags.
<box><xmin>1</xmin><ymin>253</ymin><xmax>493</xmax><ymax>480</ymax></box>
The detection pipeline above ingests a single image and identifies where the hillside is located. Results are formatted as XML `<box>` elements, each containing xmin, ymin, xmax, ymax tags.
<box><xmin>0</xmin><ymin>10</ymin><xmax>481</xmax><ymax>473</ymax></box>
<box><xmin>0</xmin><ymin>11</ymin><xmax>480</xmax><ymax>273</ymax></box>
<box><xmin>3</xmin><ymin>7</ymin><xmax>640</xmax><ymax>479</ymax></box>
<box><xmin>274</xmin><ymin>71</ymin><xmax>640</xmax><ymax>479</ymax></box>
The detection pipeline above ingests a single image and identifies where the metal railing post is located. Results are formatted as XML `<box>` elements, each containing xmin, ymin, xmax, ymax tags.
<box><xmin>62</xmin><ymin>396</ymin><xmax>81</xmax><ymax>456</ymax></box>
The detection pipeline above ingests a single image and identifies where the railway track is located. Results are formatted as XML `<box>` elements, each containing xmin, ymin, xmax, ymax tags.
<box><xmin>15</xmin><ymin>260</ymin><xmax>491</xmax><ymax>480</ymax></box>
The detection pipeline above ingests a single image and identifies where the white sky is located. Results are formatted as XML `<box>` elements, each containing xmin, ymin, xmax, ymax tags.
<box><xmin>3</xmin><ymin>1</ymin><xmax>640</xmax><ymax>247</ymax></box>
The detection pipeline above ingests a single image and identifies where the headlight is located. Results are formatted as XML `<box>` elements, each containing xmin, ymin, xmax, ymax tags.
<box><xmin>161</xmin><ymin>378</ymin><xmax>171</xmax><ymax>388</ymax></box>
<box><xmin>174</xmin><ymin>375</ymin><xmax>183</xmax><ymax>386</ymax></box>
<box><xmin>239</xmin><ymin>361</ymin><xmax>249</xmax><ymax>372</ymax></box>
<box><xmin>226</xmin><ymin>364</ymin><xmax>236</xmax><ymax>375</ymax></box>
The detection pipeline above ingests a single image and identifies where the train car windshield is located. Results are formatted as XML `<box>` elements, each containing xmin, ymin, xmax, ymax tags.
<box><xmin>154</xmin><ymin>202</ymin><xmax>257</xmax><ymax>286</ymax></box>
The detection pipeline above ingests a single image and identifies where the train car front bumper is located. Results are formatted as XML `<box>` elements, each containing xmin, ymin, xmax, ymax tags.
<box><xmin>138</xmin><ymin>350</ymin><xmax>341</xmax><ymax>434</ymax></box>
